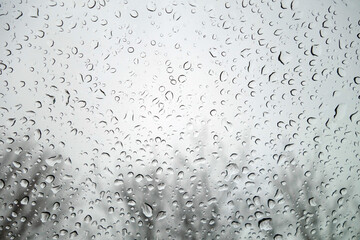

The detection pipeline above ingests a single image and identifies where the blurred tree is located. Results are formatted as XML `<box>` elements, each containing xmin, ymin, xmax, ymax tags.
<box><xmin>85</xmin><ymin>137</ymin><xmax>360</xmax><ymax>240</ymax></box>
<box><xmin>0</xmin><ymin>140</ymin><xmax>71</xmax><ymax>239</ymax></box>
<box><xmin>260</xmin><ymin>152</ymin><xmax>360</xmax><ymax>240</ymax></box>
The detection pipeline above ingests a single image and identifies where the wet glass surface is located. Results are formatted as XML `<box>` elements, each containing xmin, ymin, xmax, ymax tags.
<box><xmin>1</xmin><ymin>0</ymin><xmax>360</xmax><ymax>239</ymax></box>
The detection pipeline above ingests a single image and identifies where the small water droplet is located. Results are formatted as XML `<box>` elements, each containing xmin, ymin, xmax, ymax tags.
<box><xmin>156</xmin><ymin>211</ymin><xmax>167</xmax><ymax>220</ymax></box>
<box><xmin>45</xmin><ymin>155</ymin><xmax>62</xmax><ymax>166</ymax></box>
<box><xmin>130</xmin><ymin>10</ymin><xmax>139</xmax><ymax>18</ymax></box>
<box><xmin>20</xmin><ymin>179</ymin><xmax>29</xmax><ymax>188</ymax></box>
<box><xmin>21</xmin><ymin>196</ymin><xmax>29</xmax><ymax>205</ymax></box>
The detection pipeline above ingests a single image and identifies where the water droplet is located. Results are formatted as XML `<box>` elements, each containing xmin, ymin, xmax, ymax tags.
<box><xmin>13</xmin><ymin>161</ymin><xmax>21</xmax><ymax>168</ymax></box>
<box><xmin>178</xmin><ymin>75</ymin><xmax>187</xmax><ymax>83</ymax></box>
<box><xmin>219</xmin><ymin>71</ymin><xmax>228</xmax><ymax>82</ymax></box>
<box><xmin>84</xmin><ymin>215</ymin><xmax>92</xmax><ymax>223</ymax></box>
<box><xmin>40</xmin><ymin>212</ymin><xmax>51</xmax><ymax>222</ymax></box>
<box><xmin>20</xmin><ymin>179</ymin><xmax>29</xmax><ymax>188</ymax></box>
<box><xmin>308</xmin><ymin>197</ymin><xmax>317</xmax><ymax>206</ymax></box>
<box><xmin>146</xmin><ymin>2</ymin><xmax>157</xmax><ymax>12</ymax></box>
<box><xmin>340</xmin><ymin>188</ymin><xmax>347</xmax><ymax>195</ymax></box>
<box><xmin>156</xmin><ymin>211</ymin><xmax>167</xmax><ymax>220</ymax></box>
<box><xmin>258</xmin><ymin>218</ymin><xmax>272</xmax><ymax>231</ymax></box>
<box><xmin>267</xmin><ymin>199</ymin><xmax>275</xmax><ymax>209</ymax></box>
<box><xmin>20</xmin><ymin>196</ymin><xmax>29</xmax><ymax>205</ymax></box>
<box><xmin>142</xmin><ymin>203</ymin><xmax>153</xmax><ymax>217</ymax></box>
<box><xmin>128</xmin><ymin>47</ymin><xmax>134</xmax><ymax>53</ymax></box>
<box><xmin>165</xmin><ymin>91</ymin><xmax>174</xmax><ymax>101</ymax></box>
<box><xmin>225</xmin><ymin>163</ymin><xmax>239</xmax><ymax>181</ymax></box>
<box><xmin>45</xmin><ymin>155</ymin><xmax>62</xmax><ymax>166</ymax></box>
<box><xmin>130</xmin><ymin>10</ymin><xmax>139</xmax><ymax>18</ymax></box>
<box><xmin>135</xmin><ymin>174</ymin><xmax>144</xmax><ymax>182</ymax></box>
<box><xmin>45</xmin><ymin>175</ymin><xmax>55</xmax><ymax>183</ymax></box>
<box><xmin>128</xmin><ymin>199</ymin><xmax>136</xmax><ymax>206</ymax></box>
<box><xmin>70</xmin><ymin>231</ymin><xmax>78</xmax><ymax>239</ymax></box>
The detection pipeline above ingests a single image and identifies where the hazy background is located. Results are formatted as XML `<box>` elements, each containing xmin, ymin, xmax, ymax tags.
<box><xmin>1</xmin><ymin>0</ymin><xmax>359</xmax><ymax>239</ymax></box>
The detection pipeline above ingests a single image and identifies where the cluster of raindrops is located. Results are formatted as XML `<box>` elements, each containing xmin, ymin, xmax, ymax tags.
<box><xmin>0</xmin><ymin>0</ymin><xmax>359</xmax><ymax>239</ymax></box>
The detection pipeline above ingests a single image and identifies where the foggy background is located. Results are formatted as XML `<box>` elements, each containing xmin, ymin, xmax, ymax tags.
<box><xmin>1</xmin><ymin>0</ymin><xmax>359</xmax><ymax>239</ymax></box>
